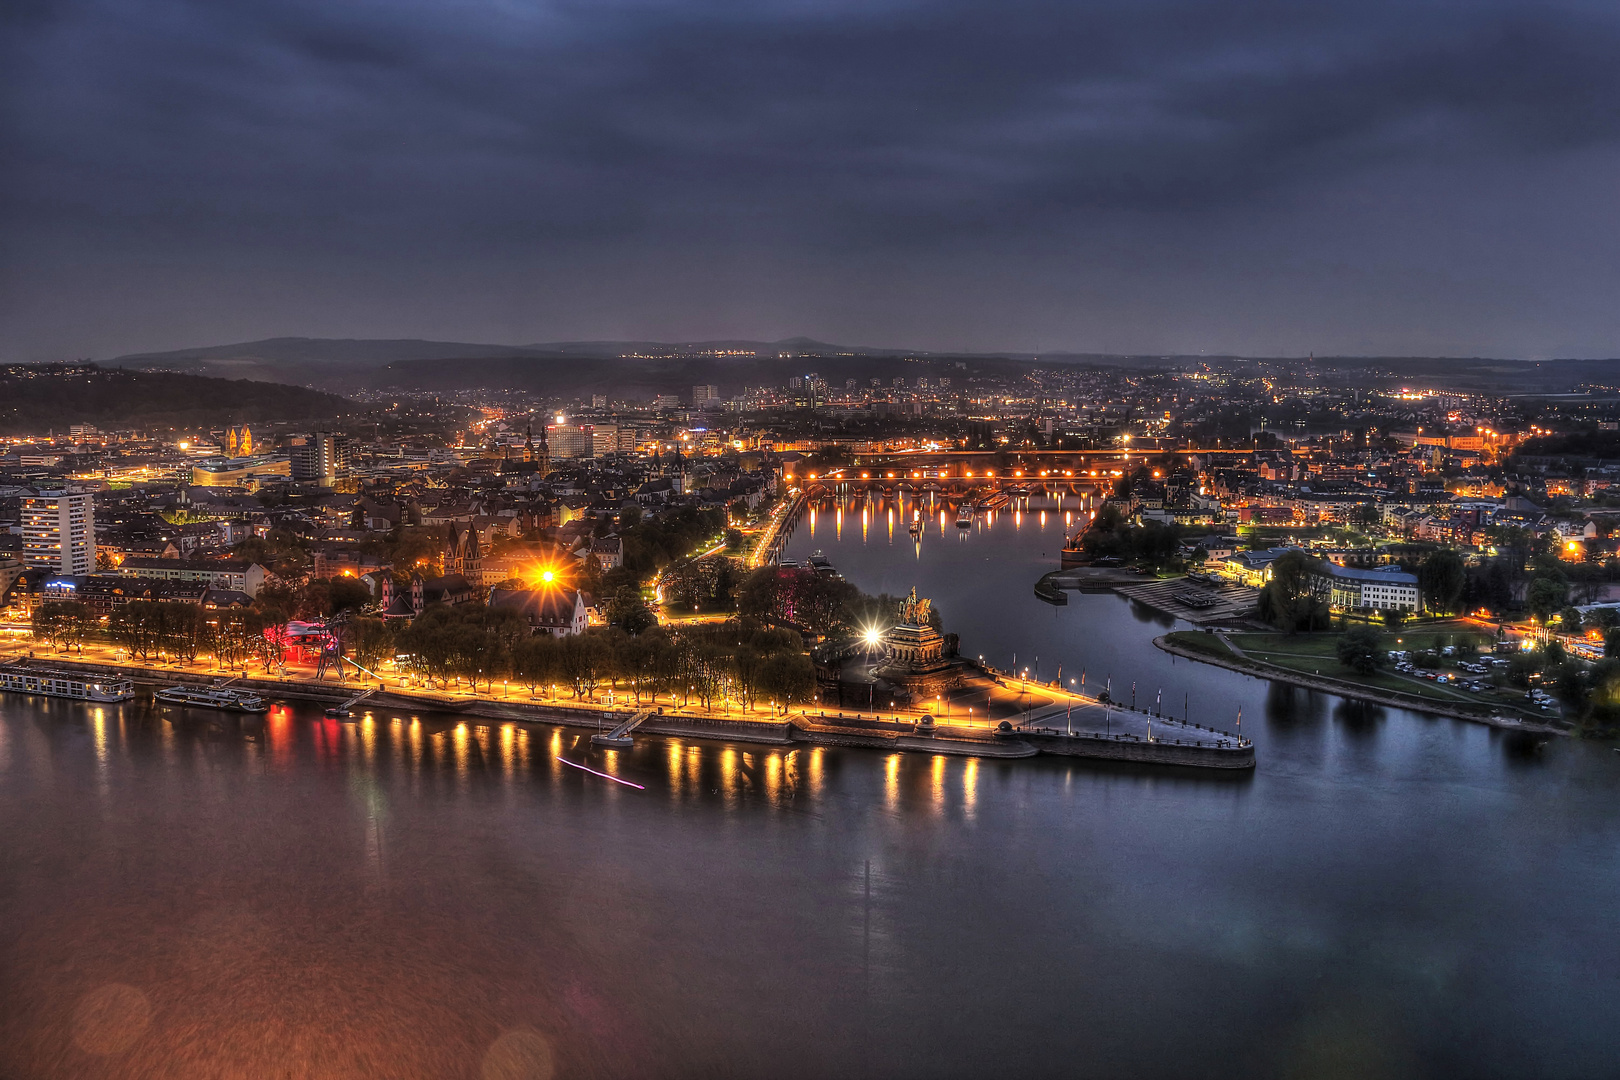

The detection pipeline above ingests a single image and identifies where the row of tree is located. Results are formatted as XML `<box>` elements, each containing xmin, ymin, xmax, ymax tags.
<box><xmin>32</xmin><ymin>599</ymin><xmax>277</xmax><ymax>668</ymax></box>
<box><xmin>389</xmin><ymin>608</ymin><xmax>815</xmax><ymax>711</ymax></box>
<box><xmin>1081</xmin><ymin>505</ymin><xmax>1193</xmax><ymax>571</ymax></box>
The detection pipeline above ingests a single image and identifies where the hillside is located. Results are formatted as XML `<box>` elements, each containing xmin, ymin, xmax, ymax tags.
<box><xmin>0</xmin><ymin>364</ymin><xmax>355</xmax><ymax>434</ymax></box>
<box><xmin>103</xmin><ymin>336</ymin><xmax>1620</xmax><ymax>398</ymax></box>
<box><xmin>109</xmin><ymin>337</ymin><xmax>562</xmax><ymax>388</ymax></box>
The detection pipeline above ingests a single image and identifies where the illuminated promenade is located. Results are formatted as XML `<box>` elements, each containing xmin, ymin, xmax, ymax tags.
<box><xmin>1</xmin><ymin>638</ymin><xmax>1253</xmax><ymax>769</ymax></box>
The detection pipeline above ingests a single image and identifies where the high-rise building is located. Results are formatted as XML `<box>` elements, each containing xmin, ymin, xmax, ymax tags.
<box><xmin>591</xmin><ymin>395</ymin><xmax>608</xmax><ymax>409</ymax></box>
<box><xmin>548</xmin><ymin>424</ymin><xmax>591</xmax><ymax>459</ymax></box>
<box><xmin>692</xmin><ymin>384</ymin><xmax>720</xmax><ymax>405</ymax></box>
<box><xmin>291</xmin><ymin>432</ymin><xmax>350</xmax><ymax>486</ymax></box>
<box><xmin>22</xmin><ymin>490</ymin><xmax>95</xmax><ymax>576</ymax></box>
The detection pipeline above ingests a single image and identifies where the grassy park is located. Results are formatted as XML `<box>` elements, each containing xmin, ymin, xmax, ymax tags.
<box><xmin>1163</xmin><ymin>621</ymin><xmax>1548</xmax><ymax>717</ymax></box>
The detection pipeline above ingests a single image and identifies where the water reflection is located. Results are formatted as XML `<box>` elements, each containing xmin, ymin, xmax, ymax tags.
<box><xmin>3</xmin><ymin>649</ymin><xmax>1619</xmax><ymax>1080</ymax></box>
<box><xmin>1265</xmin><ymin>682</ymin><xmax>1329</xmax><ymax>728</ymax></box>
<box><xmin>1332</xmin><ymin>699</ymin><xmax>1387</xmax><ymax>737</ymax></box>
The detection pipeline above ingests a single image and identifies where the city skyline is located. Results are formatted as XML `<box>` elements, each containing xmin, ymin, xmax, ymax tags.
<box><xmin>5</xmin><ymin>3</ymin><xmax>1620</xmax><ymax>1075</ymax></box>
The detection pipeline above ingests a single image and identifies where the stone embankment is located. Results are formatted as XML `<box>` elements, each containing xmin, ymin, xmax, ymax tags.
<box><xmin>1154</xmin><ymin>634</ymin><xmax>1567</xmax><ymax>736</ymax></box>
<box><xmin>20</xmin><ymin>656</ymin><xmax>1254</xmax><ymax>769</ymax></box>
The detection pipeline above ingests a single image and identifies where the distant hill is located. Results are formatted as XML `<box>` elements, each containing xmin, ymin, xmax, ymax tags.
<box><xmin>104</xmin><ymin>336</ymin><xmax>1620</xmax><ymax>397</ymax></box>
<box><xmin>0</xmin><ymin>364</ymin><xmax>355</xmax><ymax>435</ymax></box>
<box><xmin>109</xmin><ymin>336</ymin><xmax>563</xmax><ymax>388</ymax></box>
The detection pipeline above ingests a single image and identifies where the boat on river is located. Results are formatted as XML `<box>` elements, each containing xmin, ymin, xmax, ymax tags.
<box><xmin>808</xmin><ymin>550</ymin><xmax>839</xmax><ymax>576</ymax></box>
<box><xmin>154</xmin><ymin>684</ymin><xmax>270</xmax><ymax>713</ymax></box>
<box><xmin>955</xmin><ymin>506</ymin><xmax>974</xmax><ymax>528</ymax></box>
<box><xmin>1</xmin><ymin>665</ymin><xmax>135</xmax><ymax>703</ymax></box>
<box><xmin>908</xmin><ymin>513</ymin><xmax>923</xmax><ymax>537</ymax></box>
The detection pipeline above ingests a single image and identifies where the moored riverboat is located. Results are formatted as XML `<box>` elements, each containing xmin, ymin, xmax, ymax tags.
<box><xmin>0</xmin><ymin>666</ymin><xmax>135</xmax><ymax>703</ymax></box>
<box><xmin>154</xmin><ymin>685</ymin><xmax>270</xmax><ymax>713</ymax></box>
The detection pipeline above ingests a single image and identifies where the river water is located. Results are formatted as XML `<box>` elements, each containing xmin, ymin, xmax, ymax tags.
<box><xmin>2</xmin><ymin>495</ymin><xmax>1617</xmax><ymax>1078</ymax></box>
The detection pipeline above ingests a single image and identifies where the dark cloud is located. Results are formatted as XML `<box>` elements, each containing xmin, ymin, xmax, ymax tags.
<box><xmin>3</xmin><ymin>0</ymin><xmax>1619</xmax><ymax>358</ymax></box>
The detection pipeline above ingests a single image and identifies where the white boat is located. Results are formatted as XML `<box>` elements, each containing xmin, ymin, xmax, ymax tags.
<box><xmin>155</xmin><ymin>685</ymin><xmax>270</xmax><ymax>713</ymax></box>
<box><xmin>0</xmin><ymin>666</ymin><xmax>135</xmax><ymax>703</ymax></box>
<box><xmin>955</xmin><ymin>506</ymin><xmax>974</xmax><ymax>528</ymax></box>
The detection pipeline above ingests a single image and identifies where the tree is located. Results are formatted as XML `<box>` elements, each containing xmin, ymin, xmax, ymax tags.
<box><xmin>513</xmin><ymin>635</ymin><xmax>561</xmax><ymax>695</ymax></box>
<box><xmin>1418</xmin><ymin>550</ymin><xmax>1467</xmax><ymax>615</ymax></box>
<box><xmin>347</xmin><ymin>617</ymin><xmax>394</xmax><ymax>672</ymax></box>
<box><xmin>605</xmin><ymin>586</ymin><xmax>657</xmax><ymax>634</ymax></box>
<box><xmin>205</xmin><ymin>607</ymin><xmax>257</xmax><ymax>669</ymax></box>
<box><xmin>33</xmin><ymin>600</ymin><xmax>92</xmax><ymax>651</ymax></box>
<box><xmin>1527</xmin><ymin>577</ymin><xmax>1569</xmax><ymax>621</ymax></box>
<box><xmin>558</xmin><ymin>632</ymin><xmax>611</xmax><ymax>697</ymax></box>
<box><xmin>1336</xmin><ymin>626</ymin><xmax>1385</xmax><ymax>675</ymax></box>
<box><xmin>737</xmin><ymin>566</ymin><xmax>857</xmax><ymax>635</ymax></box>
<box><xmin>1585</xmin><ymin>607</ymin><xmax>1619</xmax><ymax>633</ymax></box>
<box><xmin>1558</xmin><ymin>607</ymin><xmax>1584</xmax><ymax>634</ymax></box>
<box><xmin>759</xmin><ymin>651</ymin><xmax>815</xmax><ymax>713</ymax></box>
<box><xmin>328</xmin><ymin>576</ymin><xmax>373</xmax><ymax>614</ymax></box>
<box><xmin>30</xmin><ymin>601</ymin><xmax>63</xmax><ymax>650</ymax></box>
<box><xmin>619</xmin><ymin>630</ymin><xmax>672</xmax><ymax>703</ymax></box>
<box><xmin>164</xmin><ymin>605</ymin><xmax>206</xmax><ymax>663</ymax></box>
<box><xmin>1257</xmin><ymin>551</ymin><xmax>1331</xmax><ymax>634</ymax></box>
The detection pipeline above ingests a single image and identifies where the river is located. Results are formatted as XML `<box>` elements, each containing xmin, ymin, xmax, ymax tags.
<box><xmin>1</xmin><ymin>494</ymin><xmax>1617</xmax><ymax>1078</ymax></box>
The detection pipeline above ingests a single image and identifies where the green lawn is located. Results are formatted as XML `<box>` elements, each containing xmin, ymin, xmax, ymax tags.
<box><xmin>1163</xmin><ymin>631</ymin><xmax>1235</xmax><ymax>659</ymax></box>
<box><xmin>1180</xmin><ymin>627</ymin><xmax>1536</xmax><ymax>715</ymax></box>
<box><xmin>1243</xmin><ymin>650</ymin><xmax>1484</xmax><ymax>704</ymax></box>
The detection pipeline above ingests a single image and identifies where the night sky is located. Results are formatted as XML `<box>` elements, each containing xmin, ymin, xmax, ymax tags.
<box><xmin>4</xmin><ymin>0</ymin><xmax>1619</xmax><ymax>361</ymax></box>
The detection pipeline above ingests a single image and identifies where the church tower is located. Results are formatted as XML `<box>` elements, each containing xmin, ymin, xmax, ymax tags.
<box><xmin>536</xmin><ymin>422</ymin><xmax>550</xmax><ymax>477</ymax></box>
<box><xmin>464</xmin><ymin>524</ymin><xmax>482</xmax><ymax>584</ymax></box>
<box><xmin>444</xmin><ymin>523</ymin><xmax>463</xmax><ymax>576</ymax></box>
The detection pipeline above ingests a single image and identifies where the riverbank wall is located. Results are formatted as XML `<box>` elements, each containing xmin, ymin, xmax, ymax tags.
<box><xmin>1153</xmin><ymin>635</ymin><xmax>1567</xmax><ymax>736</ymax></box>
<box><xmin>12</xmin><ymin>656</ymin><xmax>1254</xmax><ymax>769</ymax></box>
<box><xmin>1022</xmin><ymin>729</ymin><xmax>1256</xmax><ymax>769</ymax></box>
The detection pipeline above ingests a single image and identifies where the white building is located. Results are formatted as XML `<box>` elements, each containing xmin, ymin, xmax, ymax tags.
<box><xmin>1313</xmin><ymin>563</ymin><xmax>1420</xmax><ymax>612</ymax></box>
<box><xmin>22</xmin><ymin>490</ymin><xmax>95</xmax><ymax>576</ymax></box>
<box><xmin>115</xmin><ymin>558</ymin><xmax>268</xmax><ymax>597</ymax></box>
